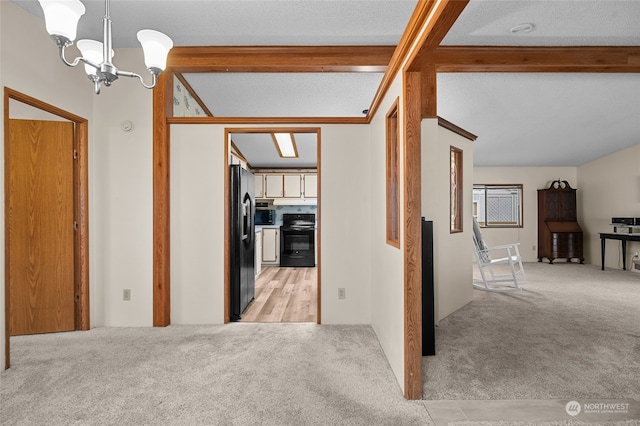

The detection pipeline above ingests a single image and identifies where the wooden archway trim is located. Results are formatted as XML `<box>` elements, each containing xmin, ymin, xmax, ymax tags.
<box><xmin>152</xmin><ymin>46</ymin><xmax>398</xmax><ymax>327</ymax></box>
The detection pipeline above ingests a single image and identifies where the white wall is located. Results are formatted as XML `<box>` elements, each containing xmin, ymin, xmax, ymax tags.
<box><xmin>473</xmin><ymin>167</ymin><xmax>578</xmax><ymax>263</ymax></box>
<box><xmin>91</xmin><ymin>49</ymin><xmax>155</xmax><ymax>326</ymax></box>
<box><xmin>171</xmin><ymin>125</ymin><xmax>226</xmax><ymax>324</ymax></box>
<box><xmin>578</xmin><ymin>144</ymin><xmax>640</xmax><ymax>268</ymax></box>
<box><xmin>369</xmin><ymin>74</ymin><xmax>405</xmax><ymax>389</ymax></box>
<box><xmin>421</xmin><ymin>119</ymin><xmax>474</xmax><ymax>323</ymax></box>
<box><xmin>320</xmin><ymin>125</ymin><xmax>372</xmax><ymax>323</ymax></box>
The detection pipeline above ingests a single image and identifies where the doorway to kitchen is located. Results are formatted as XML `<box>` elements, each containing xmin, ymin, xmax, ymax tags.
<box><xmin>226</xmin><ymin>127</ymin><xmax>320</xmax><ymax>324</ymax></box>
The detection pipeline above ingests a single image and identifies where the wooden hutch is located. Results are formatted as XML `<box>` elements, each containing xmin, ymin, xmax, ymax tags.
<box><xmin>537</xmin><ymin>180</ymin><xmax>584</xmax><ymax>264</ymax></box>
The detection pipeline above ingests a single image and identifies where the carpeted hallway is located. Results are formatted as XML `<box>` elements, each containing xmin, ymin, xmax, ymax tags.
<box><xmin>0</xmin><ymin>324</ymin><xmax>431</xmax><ymax>425</ymax></box>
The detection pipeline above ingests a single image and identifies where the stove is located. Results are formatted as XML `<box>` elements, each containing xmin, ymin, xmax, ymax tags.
<box><xmin>280</xmin><ymin>213</ymin><xmax>316</xmax><ymax>267</ymax></box>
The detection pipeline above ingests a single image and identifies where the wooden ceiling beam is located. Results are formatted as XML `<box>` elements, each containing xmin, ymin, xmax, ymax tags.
<box><xmin>167</xmin><ymin>45</ymin><xmax>395</xmax><ymax>73</ymax></box>
<box><xmin>432</xmin><ymin>46</ymin><xmax>640</xmax><ymax>73</ymax></box>
<box><xmin>401</xmin><ymin>0</ymin><xmax>469</xmax><ymax>117</ymax></box>
<box><xmin>405</xmin><ymin>0</ymin><xmax>470</xmax><ymax>72</ymax></box>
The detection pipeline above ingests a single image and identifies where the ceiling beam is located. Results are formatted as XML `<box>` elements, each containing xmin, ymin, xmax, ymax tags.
<box><xmin>167</xmin><ymin>46</ymin><xmax>395</xmax><ymax>73</ymax></box>
<box><xmin>402</xmin><ymin>0</ymin><xmax>470</xmax><ymax>117</ymax></box>
<box><xmin>432</xmin><ymin>46</ymin><xmax>640</xmax><ymax>73</ymax></box>
<box><xmin>405</xmin><ymin>0</ymin><xmax>470</xmax><ymax>72</ymax></box>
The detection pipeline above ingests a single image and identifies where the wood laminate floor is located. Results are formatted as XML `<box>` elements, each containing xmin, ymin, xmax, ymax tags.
<box><xmin>241</xmin><ymin>267</ymin><xmax>317</xmax><ymax>323</ymax></box>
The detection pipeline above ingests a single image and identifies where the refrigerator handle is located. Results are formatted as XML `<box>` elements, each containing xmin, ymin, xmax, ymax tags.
<box><xmin>242</xmin><ymin>193</ymin><xmax>253</xmax><ymax>244</ymax></box>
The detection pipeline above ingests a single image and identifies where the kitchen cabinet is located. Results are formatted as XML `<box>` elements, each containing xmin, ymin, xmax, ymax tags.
<box><xmin>303</xmin><ymin>174</ymin><xmax>317</xmax><ymax>198</ymax></box>
<box><xmin>255</xmin><ymin>230</ymin><xmax>262</xmax><ymax>276</ymax></box>
<box><xmin>283</xmin><ymin>175</ymin><xmax>302</xmax><ymax>198</ymax></box>
<box><xmin>256</xmin><ymin>172</ymin><xmax>317</xmax><ymax>202</ymax></box>
<box><xmin>261</xmin><ymin>228</ymin><xmax>280</xmax><ymax>265</ymax></box>
<box><xmin>265</xmin><ymin>175</ymin><xmax>284</xmax><ymax>198</ymax></box>
<box><xmin>255</xmin><ymin>174</ymin><xmax>265</xmax><ymax>198</ymax></box>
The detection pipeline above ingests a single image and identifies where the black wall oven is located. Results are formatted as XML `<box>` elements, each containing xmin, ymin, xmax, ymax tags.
<box><xmin>280</xmin><ymin>214</ymin><xmax>315</xmax><ymax>267</ymax></box>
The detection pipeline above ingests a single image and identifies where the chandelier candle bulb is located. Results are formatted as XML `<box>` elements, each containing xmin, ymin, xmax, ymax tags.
<box><xmin>137</xmin><ymin>30</ymin><xmax>174</xmax><ymax>73</ymax></box>
<box><xmin>76</xmin><ymin>40</ymin><xmax>113</xmax><ymax>77</ymax></box>
<box><xmin>38</xmin><ymin>0</ymin><xmax>85</xmax><ymax>44</ymax></box>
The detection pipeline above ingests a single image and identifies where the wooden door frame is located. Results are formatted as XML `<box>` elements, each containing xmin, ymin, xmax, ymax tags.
<box><xmin>4</xmin><ymin>87</ymin><xmax>90</xmax><ymax>369</ymax></box>
<box><xmin>223</xmin><ymin>127</ymin><xmax>321</xmax><ymax>324</ymax></box>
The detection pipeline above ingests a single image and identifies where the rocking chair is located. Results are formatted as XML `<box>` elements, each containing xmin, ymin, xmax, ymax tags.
<box><xmin>472</xmin><ymin>217</ymin><xmax>527</xmax><ymax>292</ymax></box>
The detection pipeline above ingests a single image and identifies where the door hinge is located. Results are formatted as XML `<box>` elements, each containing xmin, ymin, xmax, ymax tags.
<box><xmin>73</xmin><ymin>149</ymin><xmax>78</xmax><ymax>160</ymax></box>
<box><xmin>73</xmin><ymin>221</ymin><xmax>78</xmax><ymax>231</ymax></box>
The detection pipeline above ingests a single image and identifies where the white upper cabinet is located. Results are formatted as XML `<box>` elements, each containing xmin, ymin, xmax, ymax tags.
<box><xmin>254</xmin><ymin>172</ymin><xmax>317</xmax><ymax>202</ymax></box>
<box><xmin>303</xmin><ymin>174</ymin><xmax>317</xmax><ymax>198</ymax></box>
<box><xmin>255</xmin><ymin>174</ymin><xmax>265</xmax><ymax>198</ymax></box>
<box><xmin>283</xmin><ymin>175</ymin><xmax>302</xmax><ymax>198</ymax></box>
<box><xmin>265</xmin><ymin>175</ymin><xmax>284</xmax><ymax>198</ymax></box>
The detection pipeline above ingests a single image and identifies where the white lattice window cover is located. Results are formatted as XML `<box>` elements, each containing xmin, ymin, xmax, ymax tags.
<box><xmin>487</xmin><ymin>195</ymin><xmax>518</xmax><ymax>224</ymax></box>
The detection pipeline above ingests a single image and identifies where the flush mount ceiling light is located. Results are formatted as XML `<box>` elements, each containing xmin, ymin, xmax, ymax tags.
<box><xmin>38</xmin><ymin>0</ymin><xmax>173</xmax><ymax>94</ymax></box>
<box><xmin>272</xmin><ymin>133</ymin><xmax>298</xmax><ymax>158</ymax></box>
<box><xmin>510</xmin><ymin>23</ymin><xmax>535</xmax><ymax>34</ymax></box>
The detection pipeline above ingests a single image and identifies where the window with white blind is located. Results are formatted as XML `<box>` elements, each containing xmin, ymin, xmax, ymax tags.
<box><xmin>473</xmin><ymin>184</ymin><xmax>523</xmax><ymax>228</ymax></box>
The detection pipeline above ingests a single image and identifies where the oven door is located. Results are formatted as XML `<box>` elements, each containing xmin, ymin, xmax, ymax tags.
<box><xmin>280</xmin><ymin>228</ymin><xmax>315</xmax><ymax>267</ymax></box>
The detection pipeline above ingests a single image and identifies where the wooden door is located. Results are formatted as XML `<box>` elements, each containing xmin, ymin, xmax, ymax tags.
<box><xmin>8</xmin><ymin>119</ymin><xmax>75</xmax><ymax>335</ymax></box>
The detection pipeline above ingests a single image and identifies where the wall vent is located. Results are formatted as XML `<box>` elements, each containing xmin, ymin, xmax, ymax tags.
<box><xmin>632</xmin><ymin>260</ymin><xmax>640</xmax><ymax>273</ymax></box>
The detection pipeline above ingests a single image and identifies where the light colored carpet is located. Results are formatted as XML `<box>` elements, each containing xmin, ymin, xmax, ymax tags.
<box><xmin>0</xmin><ymin>324</ymin><xmax>432</xmax><ymax>426</ymax></box>
<box><xmin>423</xmin><ymin>262</ymin><xmax>640</xmax><ymax>401</ymax></box>
<box><xmin>449</xmin><ymin>422</ymin><xmax>640</xmax><ymax>426</ymax></box>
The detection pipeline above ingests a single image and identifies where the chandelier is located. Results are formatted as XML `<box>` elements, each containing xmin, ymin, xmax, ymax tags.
<box><xmin>38</xmin><ymin>0</ymin><xmax>173</xmax><ymax>94</ymax></box>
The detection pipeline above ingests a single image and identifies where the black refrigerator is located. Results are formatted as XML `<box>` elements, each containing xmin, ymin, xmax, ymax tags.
<box><xmin>230</xmin><ymin>164</ymin><xmax>256</xmax><ymax>321</ymax></box>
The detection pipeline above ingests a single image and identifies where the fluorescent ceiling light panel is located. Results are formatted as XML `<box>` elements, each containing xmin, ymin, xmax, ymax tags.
<box><xmin>273</xmin><ymin>133</ymin><xmax>298</xmax><ymax>158</ymax></box>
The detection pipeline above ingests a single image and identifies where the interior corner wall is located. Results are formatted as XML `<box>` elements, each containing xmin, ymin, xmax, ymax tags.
<box><xmin>421</xmin><ymin>119</ymin><xmax>473</xmax><ymax>323</ymax></box>
<box><xmin>91</xmin><ymin>49</ymin><xmax>155</xmax><ymax>327</ymax></box>
<box><xmin>369</xmin><ymin>74</ymin><xmax>405</xmax><ymax>392</ymax></box>
<box><xmin>578</xmin><ymin>143</ymin><xmax>640</xmax><ymax>268</ymax></box>
<box><xmin>473</xmin><ymin>167</ymin><xmax>578</xmax><ymax>263</ymax></box>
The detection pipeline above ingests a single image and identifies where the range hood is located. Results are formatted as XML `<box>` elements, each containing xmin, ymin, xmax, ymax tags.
<box><xmin>267</xmin><ymin>198</ymin><xmax>317</xmax><ymax>206</ymax></box>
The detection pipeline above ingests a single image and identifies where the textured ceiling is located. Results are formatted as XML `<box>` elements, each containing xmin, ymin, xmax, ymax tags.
<box><xmin>231</xmin><ymin>132</ymin><xmax>318</xmax><ymax>169</ymax></box>
<box><xmin>439</xmin><ymin>0</ymin><xmax>640</xmax><ymax>167</ymax></box>
<box><xmin>185</xmin><ymin>73</ymin><xmax>384</xmax><ymax>118</ymax></box>
<box><xmin>13</xmin><ymin>0</ymin><xmax>640</xmax><ymax>167</ymax></box>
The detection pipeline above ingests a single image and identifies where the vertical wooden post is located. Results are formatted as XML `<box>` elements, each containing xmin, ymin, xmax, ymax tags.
<box><xmin>421</xmin><ymin>64</ymin><xmax>437</xmax><ymax>118</ymax></box>
<box><xmin>403</xmin><ymin>70</ymin><xmax>423</xmax><ymax>400</ymax></box>
<box><xmin>153</xmin><ymin>72</ymin><xmax>172</xmax><ymax>327</ymax></box>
